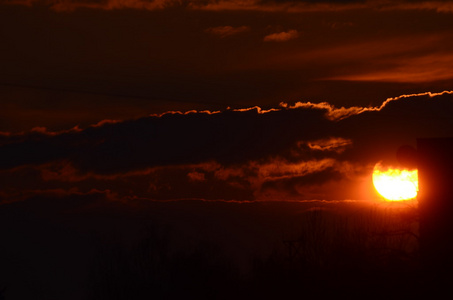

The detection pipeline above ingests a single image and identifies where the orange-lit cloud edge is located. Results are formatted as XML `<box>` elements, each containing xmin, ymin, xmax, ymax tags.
<box><xmin>151</xmin><ymin>90</ymin><xmax>453</xmax><ymax>120</ymax></box>
<box><xmin>2</xmin><ymin>90</ymin><xmax>451</xmax><ymax>144</ymax></box>
<box><xmin>1</xmin><ymin>90</ymin><xmax>452</xmax><ymax>204</ymax></box>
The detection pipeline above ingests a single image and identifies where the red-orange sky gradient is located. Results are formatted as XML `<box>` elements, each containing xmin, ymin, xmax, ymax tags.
<box><xmin>1</xmin><ymin>1</ymin><xmax>453</xmax><ymax>298</ymax></box>
<box><xmin>2</xmin><ymin>0</ymin><xmax>453</xmax><ymax>132</ymax></box>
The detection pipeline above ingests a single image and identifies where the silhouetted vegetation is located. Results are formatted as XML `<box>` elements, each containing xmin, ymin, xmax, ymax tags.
<box><xmin>90</xmin><ymin>204</ymin><xmax>423</xmax><ymax>299</ymax></box>
<box><xmin>249</xmin><ymin>206</ymin><xmax>421</xmax><ymax>298</ymax></box>
<box><xmin>89</xmin><ymin>225</ymin><xmax>242</xmax><ymax>300</ymax></box>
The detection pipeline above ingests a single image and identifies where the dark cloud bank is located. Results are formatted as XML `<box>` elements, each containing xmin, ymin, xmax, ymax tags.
<box><xmin>1</xmin><ymin>91</ymin><xmax>452</xmax><ymax>202</ymax></box>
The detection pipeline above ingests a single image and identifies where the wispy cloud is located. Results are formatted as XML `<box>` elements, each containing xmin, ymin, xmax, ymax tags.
<box><xmin>379</xmin><ymin>1</ymin><xmax>453</xmax><ymax>13</ymax></box>
<box><xmin>11</xmin><ymin>0</ymin><xmax>175</xmax><ymax>11</ymax></box>
<box><xmin>193</xmin><ymin>0</ymin><xmax>453</xmax><ymax>14</ymax></box>
<box><xmin>5</xmin><ymin>0</ymin><xmax>453</xmax><ymax>13</ymax></box>
<box><xmin>304</xmin><ymin>137</ymin><xmax>353</xmax><ymax>153</ymax></box>
<box><xmin>326</xmin><ymin>52</ymin><xmax>453</xmax><ymax>83</ymax></box>
<box><xmin>189</xmin><ymin>0</ymin><xmax>368</xmax><ymax>13</ymax></box>
<box><xmin>263</xmin><ymin>29</ymin><xmax>299</xmax><ymax>42</ymax></box>
<box><xmin>205</xmin><ymin>25</ymin><xmax>250</xmax><ymax>38</ymax></box>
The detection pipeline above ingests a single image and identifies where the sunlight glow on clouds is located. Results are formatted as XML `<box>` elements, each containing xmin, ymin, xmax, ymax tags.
<box><xmin>1</xmin><ymin>91</ymin><xmax>453</xmax><ymax>202</ymax></box>
<box><xmin>254</xmin><ymin>158</ymin><xmax>335</xmax><ymax>180</ymax></box>
<box><xmin>304</xmin><ymin>137</ymin><xmax>353</xmax><ymax>153</ymax></box>
<box><xmin>2</xmin><ymin>0</ymin><xmax>453</xmax><ymax>205</ymax></box>
<box><xmin>280</xmin><ymin>101</ymin><xmax>365</xmax><ymax>121</ymax></box>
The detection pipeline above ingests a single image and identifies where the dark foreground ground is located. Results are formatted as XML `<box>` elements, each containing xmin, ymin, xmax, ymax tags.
<box><xmin>0</xmin><ymin>195</ymin><xmax>448</xmax><ymax>299</ymax></box>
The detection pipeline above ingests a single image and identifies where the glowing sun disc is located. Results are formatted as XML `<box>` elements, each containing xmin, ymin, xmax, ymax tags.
<box><xmin>372</xmin><ymin>163</ymin><xmax>418</xmax><ymax>201</ymax></box>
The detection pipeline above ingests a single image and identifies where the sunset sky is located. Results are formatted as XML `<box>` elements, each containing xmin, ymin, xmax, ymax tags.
<box><xmin>0</xmin><ymin>1</ymin><xmax>453</xmax><ymax>298</ymax></box>
<box><xmin>1</xmin><ymin>0</ymin><xmax>453</xmax><ymax>202</ymax></box>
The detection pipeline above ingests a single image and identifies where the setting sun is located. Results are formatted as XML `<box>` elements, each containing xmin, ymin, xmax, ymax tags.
<box><xmin>372</xmin><ymin>163</ymin><xmax>418</xmax><ymax>201</ymax></box>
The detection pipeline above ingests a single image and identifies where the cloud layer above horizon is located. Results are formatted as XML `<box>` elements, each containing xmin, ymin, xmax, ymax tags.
<box><xmin>1</xmin><ymin>91</ymin><xmax>452</xmax><ymax>203</ymax></box>
<box><xmin>2</xmin><ymin>0</ymin><xmax>453</xmax><ymax>133</ymax></box>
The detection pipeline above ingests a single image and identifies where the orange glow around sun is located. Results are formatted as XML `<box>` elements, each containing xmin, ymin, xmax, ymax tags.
<box><xmin>372</xmin><ymin>163</ymin><xmax>418</xmax><ymax>201</ymax></box>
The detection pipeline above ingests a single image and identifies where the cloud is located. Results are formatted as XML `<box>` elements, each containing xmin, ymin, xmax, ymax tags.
<box><xmin>379</xmin><ymin>1</ymin><xmax>453</xmax><ymax>13</ymax></box>
<box><xmin>303</xmin><ymin>137</ymin><xmax>353</xmax><ymax>153</ymax></box>
<box><xmin>263</xmin><ymin>29</ymin><xmax>299</xmax><ymax>42</ymax></box>
<box><xmin>257</xmin><ymin>32</ymin><xmax>449</xmax><ymax>68</ymax></box>
<box><xmin>5</xmin><ymin>0</ymin><xmax>453</xmax><ymax>13</ymax></box>
<box><xmin>193</xmin><ymin>0</ymin><xmax>453</xmax><ymax>14</ymax></box>
<box><xmin>256</xmin><ymin>167</ymin><xmax>344</xmax><ymax>200</ymax></box>
<box><xmin>0</xmin><ymin>105</ymin><xmax>332</xmax><ymax>173</ymax></box>
<box><xmin>187</xmin><ymin>171</ymin><xmax>206</xmax><ymax>182</ymax></box>
<box><xmin>6</xmin><ymin>0</ymin><xmax>176</xmax><ymax>11</ymax></box>
<box><xmin>205</xmin><ymin>26</ymin><xmax>250</xmax><ymax>38</ymax></box>
<box><xmin>250</xmin><ymin>32</ymin><xmax>453</xmax><ymax>84</ymax></box>
<box><xmin>189</xmin><ymin>0</ymin><xmax>369</xmax><ymax>12</ymax></box>
<box><xmin>253</xmin><ymin>158</ymin><xmax>336</xmax><ymax>180</ymax></box>
<box><xmin>280</xmin><ymin>101</ymin><xmax>365</xmax><ymax>120</ymax></box>
<box><xmin>327</xmin><ymin>52</ymin><xmax>453</xmax><ymax>83</ymax></box>
<box><xmin>1</xmin><ymin>91</ymin><xmax>452</xmax><ymax>202</ymax></box>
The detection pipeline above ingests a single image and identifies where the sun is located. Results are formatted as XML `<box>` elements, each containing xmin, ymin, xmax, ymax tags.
<box><xmin>372</xmin><ymin>163</ymin><xmax>418</xmax><ymax>201</ymax></box>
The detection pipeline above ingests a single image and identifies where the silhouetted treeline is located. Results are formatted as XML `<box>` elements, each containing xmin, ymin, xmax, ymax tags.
<box><xmin>89</xmin><ymin>206</ymin><xmax>432</xmax><ymax>299</ymax></box>
<box><xmin>89</xmin><ymin>225</ymin><xmax>243</xmax><ymax>300</ymax></box>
